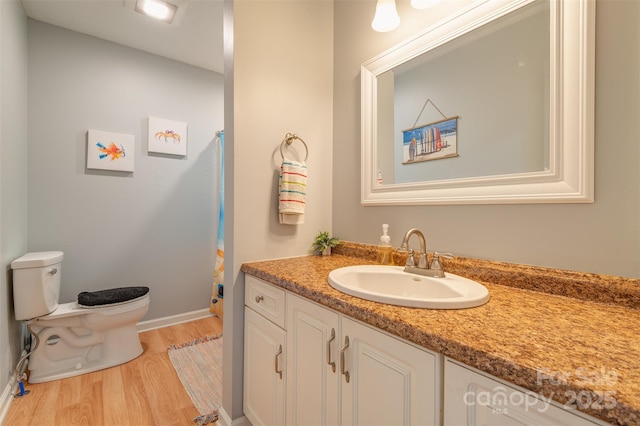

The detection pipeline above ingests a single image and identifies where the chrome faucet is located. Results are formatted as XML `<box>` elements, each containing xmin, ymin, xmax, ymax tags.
<box><xmin>399</xmin><ymin>228</ymin><xmax>428</xmax><ymax>269</ymax></box>
<box><xmin>399</xmin><ymin>228</ymin><xmax>451</xmax><ymax>278</ymax></box>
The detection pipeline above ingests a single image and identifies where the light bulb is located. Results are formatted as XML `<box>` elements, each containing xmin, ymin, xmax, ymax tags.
<box><xmin>411</xmin><ymin>0</ymin><xmax>441</xmax><ymax>9</ymax></box>
<box><xmin>371</xmin><ymin>0</ymin><xmax>400</xmax><ymax>32</ymax></box>
<box><xmin>142</xmin><ymin>0</ymin><xmax>170</xmax><ymax>19</ymax></box>
<box><xmin>135</xmin><ymin>0</ymin><xmax>177</xmax><ymax>23</ymax></box>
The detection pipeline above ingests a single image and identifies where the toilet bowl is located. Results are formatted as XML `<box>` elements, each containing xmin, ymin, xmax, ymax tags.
<box><xmin>11</xmin><ymin>251</ymin><xmax>150</xmax><ymax>383</ymax></box>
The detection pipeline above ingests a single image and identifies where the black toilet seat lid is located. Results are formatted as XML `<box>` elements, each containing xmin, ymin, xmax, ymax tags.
<box><xmin>77</xmin><ymin>286</ymin><xmax>149</xmax><ymax>307</ymax></box>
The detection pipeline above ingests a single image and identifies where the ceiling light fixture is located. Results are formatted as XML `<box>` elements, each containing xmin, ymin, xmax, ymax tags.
<box><xmin>410</xmin><ymin>0</ymin><xmax>441</xmax><ymax>9</ymax></box>
<box><xmin>135</xmin><ymin>0</ymin><xmax>177</xmax><ymax>23</ymax></box>
<box><xmin>371</xmin><ymin>0</ymin><xmax>400</xmax><ymax>32</ymax></box>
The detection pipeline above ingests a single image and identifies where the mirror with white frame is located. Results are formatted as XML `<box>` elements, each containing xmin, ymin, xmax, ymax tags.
<box><xmin>361</xmin><ymin>0</ymin><xmax>594</xmax><ymax>205</ymax></box>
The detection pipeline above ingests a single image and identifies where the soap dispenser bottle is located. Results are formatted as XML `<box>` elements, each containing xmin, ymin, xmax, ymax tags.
<box><xmin>376</xmin><ymin>224</ymin><xmax>394</xmax><ymax>265</ymax></box>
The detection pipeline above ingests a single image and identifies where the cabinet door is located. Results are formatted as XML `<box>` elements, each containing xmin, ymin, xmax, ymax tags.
<box><xmin>340</xmin><ymin>317</ymin><xmax>441</xmax><ymax>426</ymax></box>
<box><xmin>444</xmin><ymin>359</ymin><xmax>604</xmax><ymax>426</ymax></box>
<box><xmin>286</xmin><ymin>294</ymin><xmax>340</xmax><ymax>426</ymax></box>
<box><xmin>244</xmin><ymin>307</ymin><xmax>286</xmax><ymax>426</ymax></box>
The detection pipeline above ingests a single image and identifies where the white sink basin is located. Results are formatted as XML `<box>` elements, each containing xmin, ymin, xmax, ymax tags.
<box><xmin>328</xmin><ymin>265</ymin><xmax>489</xmax><ymax>309</ymax></box>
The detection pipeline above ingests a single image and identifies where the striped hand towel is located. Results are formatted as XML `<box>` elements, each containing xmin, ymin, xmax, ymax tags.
<box><xmin>279</xmin><ymin>159</ymin><xmax>307</xmax><ymax>225</ymax></box>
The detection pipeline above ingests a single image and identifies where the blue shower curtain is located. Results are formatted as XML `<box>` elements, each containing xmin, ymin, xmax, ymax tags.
<box><xmin>210</xmin><ymin>131</ymin><xmax>224</xmax><ymax>316</ymax></box>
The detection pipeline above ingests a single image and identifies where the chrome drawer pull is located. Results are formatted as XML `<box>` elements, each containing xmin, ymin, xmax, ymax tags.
<box><xmin>327</xmin><ymin>328</ymin><xmax>336</xmax><ymax>373</ymax></box>
<box><xmin>275</xmin><ymin>344</ymin><xmax>283</xmax><ymax>379</ymax></box>
<box><xmin>340</xmin><ymin>336</ymin><xmax>350</xmax><ymax>383</ymax></box>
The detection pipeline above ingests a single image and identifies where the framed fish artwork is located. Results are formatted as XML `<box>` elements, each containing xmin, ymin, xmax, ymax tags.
<box><xmin>86</xmin><ymin>129</ymin><xmax>135</xmax><ymax>172</ymax></box>
<box><xmin>148</xmin><ymin>116</ymin><xmax>188</xmax><ymax>156</ymax></box>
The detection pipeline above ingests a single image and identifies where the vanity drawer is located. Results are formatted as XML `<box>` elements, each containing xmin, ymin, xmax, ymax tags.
<box><xmin>245</xmin><ymin>275</ymin><xmax>286</xmax><ymax>329</ymax></box>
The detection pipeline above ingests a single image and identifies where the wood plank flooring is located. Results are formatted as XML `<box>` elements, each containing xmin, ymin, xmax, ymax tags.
<box><xmin>4</xmin><ymin>316</ymin><xmax>223</xmax><ymax>426</ymax></box>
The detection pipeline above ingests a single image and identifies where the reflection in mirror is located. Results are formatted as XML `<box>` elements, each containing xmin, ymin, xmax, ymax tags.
<box><xmin>377</xmin><ymin>1</ymin><xmax>549</xmax><ymax>185</ymax></box>
<box><xmin>362</xmin><ymin>0</ymin><xmax>594</xmax><ymax>205</ymax></box>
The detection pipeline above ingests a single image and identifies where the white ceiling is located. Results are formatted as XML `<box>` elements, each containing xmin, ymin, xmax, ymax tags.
<box><xmin>21</xmin><ymin>0</ymin><xmax>224</xmax><ymax>74</ymax></box>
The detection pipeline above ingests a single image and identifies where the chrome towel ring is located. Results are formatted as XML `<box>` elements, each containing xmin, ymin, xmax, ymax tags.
<box><xmin>280</xmin><ymin>132</ymin><xmax>309</xmax><ymax>161</ymax></box>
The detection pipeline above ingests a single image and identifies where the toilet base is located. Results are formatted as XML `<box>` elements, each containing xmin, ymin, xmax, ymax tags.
<box><xmin>27</xmin><ymin>323</ymin><xmax>144</xmax><ymax>384</ymax></box>
<box><xmin>28</xmin><ymin>346</ymin><xmax>143</xmax><ymax>384</ymax></box>
<box><xmin>26</xmin><ymin>295</ymin><xmax>150</xmax><ymax>384</ymax></box>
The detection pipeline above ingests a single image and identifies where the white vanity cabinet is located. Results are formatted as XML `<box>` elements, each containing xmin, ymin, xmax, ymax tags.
<box><xmin>244</xmin><ymin>276</ymin><xmax>287</xmax><ymax>426</ymax></box>
<box><xmin>340</xmin><ymin>316</ymin><xmax>441</xmax><ymax>426</ymax></box>
<box><xmin>444</xmin><ymin>359</ymin><xmax>607</xmax><ymax>426</ymax></box>
<box><xmin>244</xmin><ymin>274</ymin><xmax>442</xmax><ymax>426</ymax></box>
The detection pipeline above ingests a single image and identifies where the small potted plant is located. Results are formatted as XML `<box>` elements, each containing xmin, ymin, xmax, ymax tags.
<box><xmin>311</xmin><ymin>231</ymin><xmax>341</xmax><ymax>256</ymax></box>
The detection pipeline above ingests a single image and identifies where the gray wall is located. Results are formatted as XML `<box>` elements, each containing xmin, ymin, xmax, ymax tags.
<box><xmin>0</xmin><ymin>0</ymin><xmax>28</xmax><ymax>408</ymax></box>
<box><xmin>27</xmin><ymin>21</ymin><xmax>224</xmax><ymax>320</ymax></box>
<box><xmin>333</xmin><ymin>0</ymin><xmax>640</xmax><ymax>279</ymax></box>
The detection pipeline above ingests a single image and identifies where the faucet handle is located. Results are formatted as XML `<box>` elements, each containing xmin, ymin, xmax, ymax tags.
<box><xmin>431</xmin><ymin>252</ymin><xmax>454</xmax><ymax>267</ymax></box>
<box><xmin>434</xmin><ymin>252</ymin><xmax>453</xmax><ymax>259</ymax></box>
<box><xmin>405</xmin><ymin>249</ymin><xmax>416</xmax><ymax>267</ymax></box>
<box><xmin>430</xmin><ymin>252</ymin><xmax>453</xmax><ymax>276</ymax></box>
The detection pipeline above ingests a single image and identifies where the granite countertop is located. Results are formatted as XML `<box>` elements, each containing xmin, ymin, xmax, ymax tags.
<box><xmin>240</xmin><ymin>242</ymin><xmax>640</xmax><ymax>426</ymax></box>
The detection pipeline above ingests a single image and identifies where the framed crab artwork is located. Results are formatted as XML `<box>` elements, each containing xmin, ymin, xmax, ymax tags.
<box><xmin>87</xmin><ymin>129</ymin><xmax>135</xmax><ymax>172</ymax></box>
<box><xmin>148</xmin><ymin>116</ymin><xmax>188</xmax><ymax>156</ymax></box>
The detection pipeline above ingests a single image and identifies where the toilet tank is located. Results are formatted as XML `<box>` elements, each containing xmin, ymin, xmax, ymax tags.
<box><xmin>11</xmin><ymin>251</ymin><xmax>64</xmax><ymax>320</ymax></box>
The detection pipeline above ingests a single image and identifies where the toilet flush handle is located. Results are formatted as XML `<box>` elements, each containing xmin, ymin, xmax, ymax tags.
<box><xmin>49</xmin><ymin>268</ymin><xmax>57</xmax><ymax>275</ymax></box>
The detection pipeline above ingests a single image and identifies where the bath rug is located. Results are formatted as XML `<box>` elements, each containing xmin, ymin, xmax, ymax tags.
<box><xmin>168</xmin><ymin>334</ymin><xmax>223</xmax><ymax>425</ymax></box>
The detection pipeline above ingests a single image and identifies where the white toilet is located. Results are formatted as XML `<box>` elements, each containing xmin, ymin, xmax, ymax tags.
<box><xmin>11</xmin><ymin>251</ymin><xmax>150</xmax><ymax>383</ymax></box>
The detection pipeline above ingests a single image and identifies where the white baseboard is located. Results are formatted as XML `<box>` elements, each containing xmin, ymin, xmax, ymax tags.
<box><xmin>0</xmin><ymin>381</ymin><xmax>15</xmax><ymax>426</ymax></box>
<box><xmin>217</xmin><ymin>407</ymin><xmax>231</xmax><ymax>426</ymax></box>
<box><xmin>216</xmin><ymin>407</ymin><xmax>249</xmax><ymax>426</ymax></box>
<box><xmin>137</xmin><ymin>308</ymin><xmax>216</xmax><ymax>332</ymax></box>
